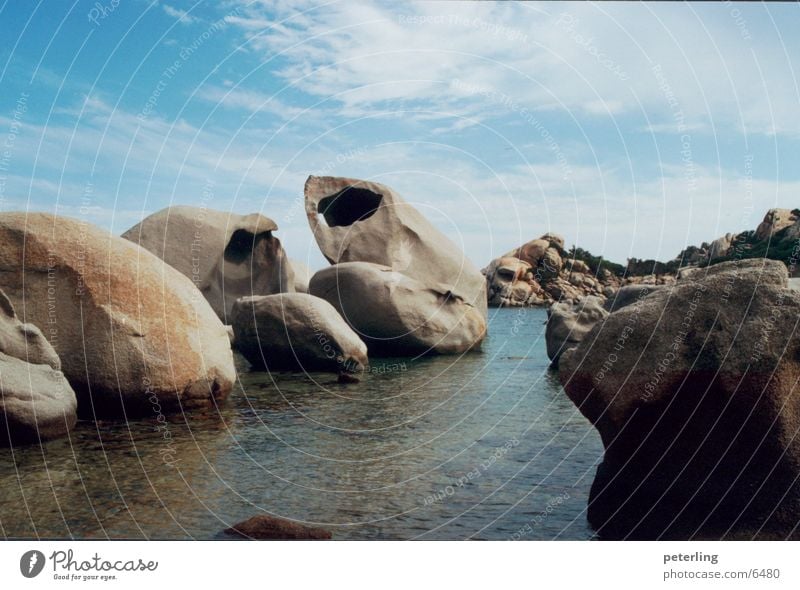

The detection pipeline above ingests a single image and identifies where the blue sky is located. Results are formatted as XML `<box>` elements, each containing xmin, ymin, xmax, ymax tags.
<box><xmin>1</xmin><ymin>1</ymin><xmax>799</xmax><ymax>271</ymax></box>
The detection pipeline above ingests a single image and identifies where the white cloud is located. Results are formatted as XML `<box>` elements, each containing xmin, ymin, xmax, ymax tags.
<box><xmin>224</xmin><ymin>1</ymin><xmax>800</xmax><ymax>136</ymax></box>
<box><xmin>162</xmin><ymin>4</ymin><xmax>199</xmax><ymax>25</ymax></box>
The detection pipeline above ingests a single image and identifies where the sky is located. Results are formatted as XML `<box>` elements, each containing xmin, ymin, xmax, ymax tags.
<box><xmin>1</xmin><ymin>1</ymin><xmax>799</xmax><ymax>271</ymax></box>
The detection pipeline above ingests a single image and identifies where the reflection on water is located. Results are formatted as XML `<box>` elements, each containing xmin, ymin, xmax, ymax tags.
<box><xmin>0</xmin><ymin>308</ymin><xmax>602</xmax><ymax>540</ymax></box>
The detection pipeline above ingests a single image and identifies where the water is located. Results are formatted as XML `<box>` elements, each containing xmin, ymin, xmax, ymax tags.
<box><xmin>0</xmin><ymin>308</ymin><xmax>603</xmax><ymax>540</ymax></box>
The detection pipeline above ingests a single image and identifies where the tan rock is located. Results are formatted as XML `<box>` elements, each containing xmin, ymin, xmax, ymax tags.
<box><xmin>305</xmin><ymin>176</ymin><xmax>486</xmax><ymax>315</ymax></box>
<box><xmin>231</xmin><ymin>293</ymin><xmax>367</xmax><ymax>373</ymax></box>
<box><xmin>123</xmin><ymin>206</ymin><xmax>293</xmax><ymax>322</ymax></box>
<box><xmin>310</xmin><ymin>262</ymin><xmax>486</xmax><ymax>355</ymax></box>
<box><xmin>0</xmin><ymin>213</ymin><xmax>236</xmax><ymax>418</ymax></box>
<box><xmin>0</xmin><ymin>289</ymin><xmax>76</xmax><ymax>446</ymax></box>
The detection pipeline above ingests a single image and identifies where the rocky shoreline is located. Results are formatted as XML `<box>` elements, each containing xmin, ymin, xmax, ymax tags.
<box><xmin>2</xmin><ymin>179</ymin><xmax>798</xmax><ymax>539</ymax></box>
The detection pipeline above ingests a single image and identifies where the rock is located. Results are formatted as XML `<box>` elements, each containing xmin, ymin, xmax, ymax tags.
<box><xmin>290</xmin><ymin>259</ymin><xmax>312</xmax><ymax>293</ymax></box>
<box><xmin>0</xmin><ymin>290</ymin><xmax>76</xmax><ymax>446</ymax></box>
<box><xmin>708</xmin><ymin>232</ymin><xmax>736</xmax><ymax>260</ymax></box>
<box><xmin>309</xmin><ymin>262</ymin><xmax>486</xmax><ymax>355</ymax></box>
<box><xmin>545</xmin><ymin>296</ymin><xmax>608</xmax><ymax>367</ymax></box>
<box><xmin>540</xmin><ymin>232</ymin><xmax>565</xmax><ymax>250</ymax></box>
<box><xmin>304</xmin><ymin>176</ymin><xmax>486</xmax><ymax>315</ymax></box>
<box><xmin>0</xmin><ymin>290</ymin><xmax>61</xmax><ymax>369</ymax></box>
<box><xmin>225</xmin><ymin>515</ymin><xmax>332</xmax><ymax>540</ymax></box>
<box><xmin>231</xmin><ymin>293</ymin><xmax>368</xmax><ymax>373</ymax></box>
<box><xmin>602</xmin><ymin>286</ymin><xmax>616</xmax><ymax>299</ymax></box>
<box><xmin>0</xmin><ymin>213</ymin><xmax>236</xmax><ymax>419</ymax></box>
<box><xmin>603</xmin><ymin>284</ymin><xmax>664</xmax><ymax>312</ymax></box>
<box><xmin>483</xmin><ymin>257</ymin><xmax>533</xmax><ymax>307</ymax></box>
<box><xmin>560</xmin><ymin>259</ymin><xmax>800</xmax><ymax>539</ymax></box>
<box><xmin>123</xmin><ymin>206</ymin><xmax>293</xmax><ymax>322</ymax></box>
<box><xmin>567</xmin><ymin>259</ymin><xmax>591</xmax><ymax>274</ymax></box>
<box><xmin>506</xmin><ymin>239</ymin><xmax>549</xmax><ymax>267</ymax></box>
<box><xmin>754</xmin><ymin>208</ymin><xmax>798</xmax><ymax>241</ymax></box>
<box><xmin>0</xmin><ymin>353</ymin><xmax>77</xmax><ymax>446</ymax></box>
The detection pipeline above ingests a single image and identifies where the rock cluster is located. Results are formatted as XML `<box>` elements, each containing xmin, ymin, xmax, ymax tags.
<box><xmin>483</xmin><ymin>233</ymin><xmax>623</xmax><ymax>307</ymax></box>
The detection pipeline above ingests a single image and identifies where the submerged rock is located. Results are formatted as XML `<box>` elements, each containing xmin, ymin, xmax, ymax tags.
<box><xmin>225</xmin><ymin>514</ymin><xmax>332</xmax><ymax>540</ymax></box>
<box><xmin>310</xmin><ymin>262</ymin><xmax>486</xmax><ymax>356</ymax></box>
<box><xmin>123</xmin><ymin>206</ymin><xmax>293</xmax><ymax>322</ymax></box>
<box><xmin>560</xmin><ymin>259</ymin><xmax>800</xmax><ymax>539</ymax></box>
<box><xmin>231</xmin><ymin>293</ymin><xmax>367</xmax><ymax>373</ymax></box>
<box><xmin>0</xmin><ymin>290</ymin><xmax>76</xmax><ymax>446</ymax></box>
<box><xmin>0</xmin><ymin>213</ymin><xmax>236</xmax><ymax>419</ymax></box>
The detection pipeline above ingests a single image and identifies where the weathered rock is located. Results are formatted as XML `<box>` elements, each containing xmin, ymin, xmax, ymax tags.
<box><xmin>231</xmin><ymin>293</ymin><xmax>367</xmax><ymax>373</ymax></box>
<box><xmin>506</xmin><ymin>238</ymin><xmax>549</xmax><ymax>267</ymax></box>
<box><xmin>603</xmin><ymin>284</ymin><xmax>664</xmax><ymax>312</ymax></box>
<box><xmin>484</xmin><ymin>233</ymin><xmax>615</xmax><ymax>307</ymax></box>
<box><xmin>0</xmin><ymin>290</ymin><xmax>76</xmax><ymax>446</ymax></box>
<box><xmin>304</xmin><ymin>176</ymin><xmax>486</xmax><ymax>315</ymax></box>
<box><xmin>0</xmin><ymin>290</ymin><xmax>61</xmax><ymax>369</ymax></box>
<box><xmin>708</xmin><ymin>232</ymin><xmax>736</xmax><ymax>260</ymax></box>
<box><xmin>567</xmin><ymin>259</ymin><xmax>591</xmax><ymax>274</ymax></box>
<box><xmin>560</xmin><ymin>259</ymin><xmax>800</xmax><ymax>539</ymax></box>
<box><xmin>289</xmin><ymin>259</ymin><xmax>312</xmax><ymax>293</ymax></box>
<box><xmin>123</xmin><ymin>206</ymin><xmax>293</xmax><ymax>322</ymax></box>
<box><xmin>755</xmin><ymin>208</ymin><xmax>798</xmax><ymax>242</ymax></box>
<box><xmin>483</xmin><ymin>257</ymin><xmax>533</xmax><ymax>307</ymax></box>
<box><xmin>309</xmin><ymin>262</ymin><xmax>486</xmax><ymax>356</ymax></box>
<box><xmin>225</xmin><ymin>514</ymin><xmax>332</xmax><ymax>540</ymax></box>
<box><xmin>545</xmin><ymin>296</ymin><xmax>608</xmax><ymax>367</ymax></box>
<box><xmin>0</xmin><ymin>353</ymin><xmax>77</xmax><ymax>446</ymax></box>
<box><xmin>0</xmin><ymin>213</ymin><xmax>236</xmax><ymax>419</ymax></box>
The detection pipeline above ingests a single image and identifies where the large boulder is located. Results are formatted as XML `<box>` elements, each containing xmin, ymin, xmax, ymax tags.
<box><xmin>304</xmin><ymin>176</ymin><xmax>486</xmax><ymax>315</ymax></box>
<box><xmin>123</xmin><ymin>206</ymin><xmax>293</xmax><ymax>322</ymax></box>
<box><xmin>0</xmin><ymin>290</ymin><xmax>76</xmax><ymax>446</ymax></box>
<box><xmin>231</xmin><ymin>293</ymin><xmax>367</xmax><ymax>373</ymax></box>
<box><xmin>0</xmin><ymin>213</ymin><xmax>236</xmax><ymax>419</ymax></box>
<box><xmin>545</xmin><ymin>296</ymin><xmax>608</xmax><ymax>367</ymax></box>
<box><xmin>309</xmin><ymin>262</ymin><xmax>486</xmax><ymax>356</ymax></box>
<box><xmin>754</xmin><ymin>208</ymin><xmax>798</xmax><ymax>242</ymax></box>
<box><xmin>559</xmin><ymin>259</ymin><xmax>800</xmax><ymax>539</ymax></box>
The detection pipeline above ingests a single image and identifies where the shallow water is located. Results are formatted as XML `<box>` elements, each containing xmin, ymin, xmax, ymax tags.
<box><xmin>0</xmin><ymin>308</ymin><xmax>602</xmax><ymax>540</ymax></box>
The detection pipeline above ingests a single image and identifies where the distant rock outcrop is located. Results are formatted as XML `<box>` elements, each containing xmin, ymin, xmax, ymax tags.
<box><xmin>483</xmin><ymin>234</ymin><xmax>623</xmax><ymax>307</ymax></box>
<box><xmin>559</xmin><ymin>259</ymin><xmax>800</xmax><ymax>539</ymax></box>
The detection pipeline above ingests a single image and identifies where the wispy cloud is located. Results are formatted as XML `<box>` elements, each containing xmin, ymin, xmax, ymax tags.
<box><xmin>162</xmin><ymin>4</ymin><xmax>199</xmax><ymax>25</ymax></box>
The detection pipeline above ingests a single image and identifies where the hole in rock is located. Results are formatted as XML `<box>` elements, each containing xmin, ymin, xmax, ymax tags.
<box><xmin>317</xmin><ymin>187</ymin><xmax>383</xmax><ymax>227</ymax></box>
<box><xmin>225</xmin><ymin>229</ymin><xmax>267</xmax><ymax>264</ymax></box>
